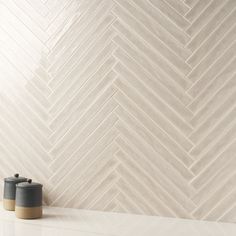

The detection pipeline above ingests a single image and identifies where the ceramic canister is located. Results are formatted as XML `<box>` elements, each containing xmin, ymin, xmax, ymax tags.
<box><xmin>3</xmin><ymin>174</ymin><xmax>27</xmax><ymax>211</ymax></box>
<box><xmin>15</xmin><ymin>179</ymin><xmax>43</xmax><ymax>219</ymax></box>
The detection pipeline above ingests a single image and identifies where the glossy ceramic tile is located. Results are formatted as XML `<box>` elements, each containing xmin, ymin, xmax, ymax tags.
<box><xmin>0</xmin><ymin>0</ymin><xmax>236</xmax><ymax>223</ymax></box>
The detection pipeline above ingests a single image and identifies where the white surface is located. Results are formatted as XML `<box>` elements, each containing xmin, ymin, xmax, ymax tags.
<box><xmin>0</xmin><ymin>205</ymin><xmax>236</xmax><ymax>236</ymax></box>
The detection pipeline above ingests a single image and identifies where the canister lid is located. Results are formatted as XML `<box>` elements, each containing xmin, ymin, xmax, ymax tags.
<box><xmin>4</xmin><ymin>174</ymin><xmax>27</xmax><ymax>183</ymax></box>
<box><xmin>16</xmin><ymin>179</ymin><xmax>43</xmax><ymax>189</ymax></box>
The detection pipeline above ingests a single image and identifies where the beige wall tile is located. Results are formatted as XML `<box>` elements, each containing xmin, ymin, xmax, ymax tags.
<box><xmin>0</xmin><ymin>0</ymin><xmax>236</xmax><ymax>223</ymax></box>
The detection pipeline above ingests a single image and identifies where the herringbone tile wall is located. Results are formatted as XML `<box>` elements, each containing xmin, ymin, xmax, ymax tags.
<box><xmin>0</xmin><ymin>0</ymin><xmax>236</xmax><ymax>223</ymax></box>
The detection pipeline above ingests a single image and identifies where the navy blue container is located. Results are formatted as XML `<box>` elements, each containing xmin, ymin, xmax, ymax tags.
<box><xmin>15</xmin><ymin>179</ymin><xmax>43</xmax><ymax>219</ymax></box>
<box><xmin>3</xmin><ymin>174</ymin><xmax>27</xmax><ymax>211</ymax></box>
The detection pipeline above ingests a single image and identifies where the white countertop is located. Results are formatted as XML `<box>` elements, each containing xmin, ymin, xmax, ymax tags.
<box><xmin>0</xmin><ymin>204</ymin><xmax>236</xmax><ymax>236</ymax></box>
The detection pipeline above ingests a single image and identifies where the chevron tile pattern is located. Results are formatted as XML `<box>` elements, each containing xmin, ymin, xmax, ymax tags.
<box><xmin>0</xmin><ymin>0</ymin><xmax>236</xmax><ymax>223</ymax></box>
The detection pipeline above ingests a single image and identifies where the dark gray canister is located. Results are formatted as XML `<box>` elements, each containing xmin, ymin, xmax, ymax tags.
<box><xmin>3</xmin><ymin>174</ymin><xmax>27</xmax><ymax>211</ymax></box>
<box><xmin>15</xmin><ymin>179</ymin><xmax>43</xmax><ymax>219</ymax></box>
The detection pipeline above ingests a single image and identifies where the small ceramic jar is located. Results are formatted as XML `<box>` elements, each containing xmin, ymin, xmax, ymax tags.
<box><xmin>15</xmin><ymin>179</ymin><xmax>43</xmax><ymax>219</ymax></box>
<box><xmin>3</xmin><ymin>174</ymin><xmax>27</xmax><ymax>211</ymax></box>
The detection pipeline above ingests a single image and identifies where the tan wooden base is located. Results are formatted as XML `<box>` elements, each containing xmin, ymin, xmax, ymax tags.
<box><xmin>15</xmin><ymin>206</ymin><xmax>42</xmax><ymax>219</ymax></box>
<box><xmin>3</xmin><ymin>199</ymin><xmax>15</xmax><ymax>211</ymax></box>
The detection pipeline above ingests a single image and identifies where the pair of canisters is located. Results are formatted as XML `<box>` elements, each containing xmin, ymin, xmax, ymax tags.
<box><xmin>3</xmin><ymin>174</ymin><xmax>43</xmax><ymax>219</ymax></box>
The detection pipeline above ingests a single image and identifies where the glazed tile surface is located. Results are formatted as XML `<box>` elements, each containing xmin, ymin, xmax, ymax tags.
<box><xmin>0</xmin><ymin>0</ymin><xmax>236</xmax><ymax>223</ymax></box>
